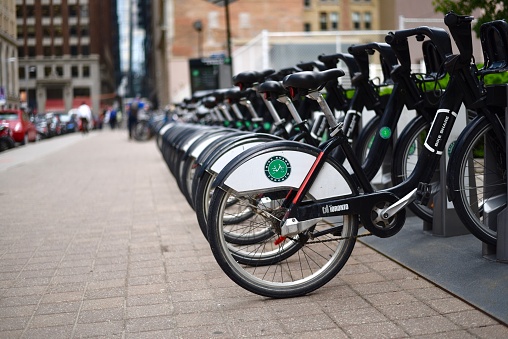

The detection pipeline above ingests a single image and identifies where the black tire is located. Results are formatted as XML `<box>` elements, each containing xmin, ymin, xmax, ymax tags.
<box><xmin>134</xmin><ymin>120</ymin><xmax>152</xmax><ymax>141</ymax></box>
<box><xmin>354</xmin><ymin>115</ymin><xmax>380</xmax><ymax>161</ymax></box>
<box><xmin>180</xmin><ymin>156</ymin><xmax>198</xmax><ymax>209</ymax></box>
<box><xmin>207</xmin><ymin>151</ymin><xmax>359</xmax><ymax>298</ymax></box>
<box><xmin>391</xmin><ymin>116</ymin><xmax>433</xmax><ymax>222</ymax></box>
<box><xmin>447</xmin><ymin>116</ymin><xmax>506</xmax><ymax>245</ymax></box>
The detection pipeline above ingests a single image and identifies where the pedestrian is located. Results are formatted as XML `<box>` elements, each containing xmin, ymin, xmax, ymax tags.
<box><xmin>109</xmin><ymin>106</ymin><xmax>118</xmax><ymax>130</ymax></box>
<box><xmin>128</xmin><ymin>97</ymin><xmax>140</xmax><ymax>140</ymax></box>
<box><xmin>78</xmin><ymin>101</ymin><xmax>92</xmax><ymax>134</ymax></box>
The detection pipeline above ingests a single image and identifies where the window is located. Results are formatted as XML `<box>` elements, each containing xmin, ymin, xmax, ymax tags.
<box><xmin>18</xmin><ymin>47</ymin><xmax>25</xmax><ymax>58</ymax></box>
<box><xmin>70</xmin><ymin>45</ymin><xmax>78</xmax><ymax>56</ymax></box>
<box><xmin>304</xmin><ymin>0</ymin><xmax>311</xmax><ymax>7</ymax></box>
<box><xmin>41</xmin><ymin>5</ymin><xmax>51</xmax><ymax>17</ymax></box>
<box><xmin>53</xmin><ymin>5</ymin><xmax>62</xmax><ymax>17</ymax></box>
<box><xmin>82</xmin><ymin>46</ymin><xmax>89</xmax><ymax>56</ymax></box>
<box><xmin>25</xmin><ymin>6</ymin><xmax>35</xmax><ymax>17</ymax></box>
<box><xmin>71</xmin><ymin>66</ymin><xmax>79</xmax><ymax>77</ymax></box>
<box><xmin>45</xmin><ymin>66</ymin><xmax>52</xmax><ymax>77</ymax></box>
<box><xmin>54</xmin><ymin>26</ymin><xmax>63</xmax><ymax>38</ymax></box>
<box><xmin>56</xmin><ymin>66</ymin><xmax>63</xmax><ymax>76</ymax></box>
<box><xmin>352</xmin><ymin>12</ymin><xmax>360</xmax><ymax>29</ymax></box>
<box><xmin>83</xmin><ymin>66</ymin><xmax>90</xmax><ymax>77</ymax></box>
<box><xmin>28</xmin><ymin>46</ymin><xmax>36</xmax><ymax>57</ymax></box>
<box><xmin>54</xmin><ymin>46</ymin><xmax>63</xmax><ymax>56</ymax></box>
<box><xmin>364</xmin><ymin>12</ymin><xmax>372</xmax><ymax>30</ymax></box>
<box><xmin>304</xmin><ymin>22</ymin><xmax>311</xmax><ymax>32</ymax></box>
<box><xmin>69</xmin><ymin>5</ymin><xmax>79</xmax><ymax>17</ymax></box>
<box><xmin>330</xmin><ymin>12</ymin><xmax>338</xmax><ymax>30</ymax></box>
<box><xmin>74</xmin><ymin>87</ymin><xmax>90</xmax><ymax>97</ymax></box>
<box><xmin>81</xmin><ymin>25</ymin><xmax>89</xmax><ymax>37</ymax></box>
<box><xmin>43</xmin><ymin>46</ymin><xmax>52</xmax><ymax>56</ymax></box>
<box><xmin>80</xmin><ymin>5</ymin><xmax>89</xmax><ymax>18</ymax></box>
<box><xmin>26</xmin><ymin>26</ymin><xmax>36</xmax><ymax>38</ymax></box>
<box><xmin>320</xmin><ymin>12</ymin><xmax>327</xmax><ymax>31</ymax></box>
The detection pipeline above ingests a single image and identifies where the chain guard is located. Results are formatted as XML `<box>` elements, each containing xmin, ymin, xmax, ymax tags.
<box><xmin>360</xmin><ymin>195</ymin><xmax>406</xmax><ymax>238</ymax></box>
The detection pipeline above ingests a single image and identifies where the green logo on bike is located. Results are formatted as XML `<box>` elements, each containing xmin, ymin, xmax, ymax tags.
<box><xmin>264</xmin><ymin>156</ymin><xmax>291</xmax><ymax>182</ymax></box>
<box><xmin>379</xmin><ymin>127</ymin><xmax>392</xmax><ymax>139</ymax></box>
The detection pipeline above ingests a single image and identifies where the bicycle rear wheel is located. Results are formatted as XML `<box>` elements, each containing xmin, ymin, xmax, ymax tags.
<box><xmin>207</xmin><ymin>158</ymin><xmax>359</xmax><ymax>298</ymax></box>
<box><xmin>448</xmin><ymin>115</ymin><xmax>506</xmax><ymax>245</ymax></box>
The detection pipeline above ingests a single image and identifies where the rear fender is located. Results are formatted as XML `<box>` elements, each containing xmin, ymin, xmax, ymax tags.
<box><xmin>214</xmin><ymin>141</ymin><xmax>353</xmax><ymax>200</ymax></box>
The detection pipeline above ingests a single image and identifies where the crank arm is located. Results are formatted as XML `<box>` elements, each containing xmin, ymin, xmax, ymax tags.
<box><xmin>380</xmin><ymin>188</ymin><xmax>417</xmax><ymax>220</ymax></box>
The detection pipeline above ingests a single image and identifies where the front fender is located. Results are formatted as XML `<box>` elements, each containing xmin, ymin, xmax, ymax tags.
<box><xmin>214</xmin><ymin>140</ymin><xmax>353</xmax><ymax>200</ymax></box>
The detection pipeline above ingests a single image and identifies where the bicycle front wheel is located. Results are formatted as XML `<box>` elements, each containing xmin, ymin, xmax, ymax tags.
<box><xmin>448</xmin><ymin>115</ymin><xmax>506</xmax><ymax>245</ymax></box>
<box><xmin>391</xmin><ymin>116</ymin><xmax>433</xmax><ymax>222</ymax></box>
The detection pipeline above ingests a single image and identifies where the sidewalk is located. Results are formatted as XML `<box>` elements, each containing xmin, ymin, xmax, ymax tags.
<box><xmin>0</xmin><ymin>130</ymin><xmax>506</xmax><ymax>338</ymax></box>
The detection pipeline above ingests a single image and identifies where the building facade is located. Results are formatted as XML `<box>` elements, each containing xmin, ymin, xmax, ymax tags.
<box><xmin>0</xmin><ymin>0</ymin><xmax>18</xmax><ymax>109</ymax></box>
<box><xmin>16</xmin><ymin>0</ymin><xmax>120</xmax><ymax>115</ymax></box>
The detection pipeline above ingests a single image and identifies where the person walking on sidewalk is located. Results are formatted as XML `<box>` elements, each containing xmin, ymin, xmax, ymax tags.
<box><xmin>78</xmin><ymin>101</ymin><xmax>92</xmax><ymax>134</ymax></box>
<box><xmin>128</xmin><ymin>97</ymin><xmax>140</xmax><ymax>140</ymax></box>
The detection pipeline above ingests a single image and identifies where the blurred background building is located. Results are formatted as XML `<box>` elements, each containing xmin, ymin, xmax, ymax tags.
<box><xmin>15</xmin><ymin>0</ymin><xmax>120</xmax><ymax>115</ymax></box>
<box><xmin>0</xmin><ymin>0</ymin><xmax>483</xmax><ymax>114</ymax></box>
<box><xmin>0</xmin><ymin>0</ymin><xmax>18</xmax><ymax>109</ymax></box>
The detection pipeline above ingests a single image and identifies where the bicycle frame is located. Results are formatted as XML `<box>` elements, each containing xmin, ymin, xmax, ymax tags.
<box><xmin>282</xmin><ymin>16</ymin><xmax>506</xmax><ymax>234</ymax></box>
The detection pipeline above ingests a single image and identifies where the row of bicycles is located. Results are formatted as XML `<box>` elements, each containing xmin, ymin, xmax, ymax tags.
<box><xmin>150</xmin><ymin>12</ymin><xmax>507</xmax><ymax>298</ymax></box>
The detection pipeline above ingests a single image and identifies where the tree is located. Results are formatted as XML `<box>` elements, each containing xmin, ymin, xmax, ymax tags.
<box><xmin>433</xmin><ymin>0</ymin><xmax>508</xmax><ymax>36</ymax></box>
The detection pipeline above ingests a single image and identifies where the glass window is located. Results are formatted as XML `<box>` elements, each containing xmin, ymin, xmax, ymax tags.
<box><xmin>41</xmin><ymin>5</ymin><xmax>51</xmax><ymax>17</ymax></box>
<box><xmin>29</xmin><ymin>66</ymin><xmax>37</xmax><ymax>79</ymax></box>
<box><xmin>70</xmin><ymin>45</ymin><xmax>78</xmax><ymax>56</ymax></box>
<box><xmin>304</xmin><ymin>22</ymin><xmax>311</xmax><ymax>32</ymax></box>
<box><xmin>81</xmin><ymin>25</ymin><xmax>89</xmax><ymax>37</ymax></box>
<box><xmin>364</xmin><ymin>12</ymin><xmax>372</xmax><ymax>30</ymax></box>
<box><xmin>304</xmin><ymin>0</ymin><xmax>311</xmax><ymax>7</ymax></box>
<box><xmin>19</xmin><ymin>66</ymin><xmax>26</xmax><ymax>79</ymax></box>
<box><xmin>53</xmin><ymin>5</ymin><xmax>61</xmax><ymax>17</ymax></box>
<box><xmin>83</xmin><ymin>66</ymin><xmax>90</xmax><ymax>77</ymax></box>
<box><xmin>56</xmin><ymin>66</ymin><xmax>63</xmax><ymax>76</ymax></box>
<box><xmin>54</xmin><ymin>46</ymin><xmax>63</xmax><ymax>56</ymax></box>
<box><xmin>69</xmin><ymin>5</ymin><xmax>79</xmax><ymax>17</ymax></box>
<box><xmin>26</xmin><ymin>26</ymin><xmax>36</xmax><ymax>38</ymax></box>
<box><xmin>330</xmin><ymin>12</ymin><xmax>338</xmax><ymax>30</ymax></box>
<box><xmin>28</xmin><ymin>46</ymin><xmax>36</xmax><ymax>57</ymax></box>
<box><xmin>74</xmin><ymin>87</ymin><xmax>90</xmax><ymax>96</ymax></box>
<box><xmin>82</xmin><ymin>46</ymin><xmax>89</xmax><ymax>56</ymax></box>
<box><xmin>25</xmin><ymin>6</ymin><xmax>35</xmax><ymax>17</ymax></box>
<box><xmin>43</xmin><ymin>46</ymin><xmax>52</xmax><ymax>56</ymax></box>
<box><xmin>45</xmin><ymin>66</ymin><xmax>52</xmax><ymax>77</ymax></box>
<box><xmin>54</xmin><ymin>26</ymin><xmax>63</xmax><ymax>37</ymax></box>
<box><xmin>18</xmin><ymin>47</ymin><xmax>25</xmax><ymax>58</ymax></box>
<box><xmin>352</xmin><ymin>12</ymin><xmax>360</xmax><ymax>29</ymax></box>
<box><xmin>71</xmin><ymin>66</ymin><xmax>79</xmax><ymax>77</ymax></box>
<box><xmin>320</xmin><ymin>12</ymin><xmax>327</xmax><ymax>31</ymax></box>
<box><xmin>80</xmin><ymin>5</ymin><xmax>89</xmax><ymax>18</ymax></box>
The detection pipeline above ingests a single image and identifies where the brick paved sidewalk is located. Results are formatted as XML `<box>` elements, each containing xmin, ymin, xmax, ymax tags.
<box><xmin>0</xmin><ymin>130</ymin><xmax>506</xmax><ymax>338</ymax></box>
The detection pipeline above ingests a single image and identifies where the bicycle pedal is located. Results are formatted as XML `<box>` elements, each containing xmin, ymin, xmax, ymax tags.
<box><xmin>416</xmin><ymin>182</ymin><xmax>432</xmax><ymax>206</ymax></box>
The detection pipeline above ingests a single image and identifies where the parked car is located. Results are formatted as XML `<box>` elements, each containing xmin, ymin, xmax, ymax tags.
<box><xmin>34</xmin><ymin>114</ymin><xmax>51</xmax><ymax>139</ymax></box>
<box><xmin>0</xmin><ymin>109</ymin><xmax>37</xmax><ymax>144</ymax></box>
<box><xmin>0</xmin><ymin>125</ymin><xmax>15</xmax><ymax>152</ymax></box>
<box><xmin>45</xmin><ymin>113</ymin><xmax>62</xmax><ymax>136</ymax></box>
<box><xmin>52</xmin><ymin>111</ymin><xmax>77</xmax><ymax>134</ymax></box>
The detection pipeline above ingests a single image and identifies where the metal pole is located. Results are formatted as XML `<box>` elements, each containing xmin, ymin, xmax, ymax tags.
<box><xmin>128</xmin><ymin>0</ymin><xmax>134</xmax><ymax>97</ymax></box>
<box><xmin>224</xmin><ymin>0</ymin><xmax>233</xmax><ymax>74</ymax></box>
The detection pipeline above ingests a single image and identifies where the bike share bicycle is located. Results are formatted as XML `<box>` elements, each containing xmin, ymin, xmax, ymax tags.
<box><xmin>206</xmin><ymin>12</ymin><xmax>507</xmax><ymax>298</ymax></box>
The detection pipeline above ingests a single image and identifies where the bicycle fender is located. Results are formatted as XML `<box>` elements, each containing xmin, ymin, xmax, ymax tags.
<box><xmin>214</xmin><ymin>141</ymin><xmax>353</xmax><ymax>200</ymax></box>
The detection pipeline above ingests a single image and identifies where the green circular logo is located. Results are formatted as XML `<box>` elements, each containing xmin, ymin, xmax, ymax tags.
<box><xmin>379</xmin><ymin>127</ymin><xmax>392</xmax><ymax>139</ymax></box>
<box><xmin>264</xmin><ymin>156</ymin><xmax>291</xmax><ymax>182</ymax></box>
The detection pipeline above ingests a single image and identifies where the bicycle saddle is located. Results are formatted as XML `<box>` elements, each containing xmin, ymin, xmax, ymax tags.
<box><xmin>233</xmin><ymin>69</ymin><xmax>275</xmax><ymax>89</ymax></box>
<box><xmin>257</xmin><ymin>80</ymin><xmax>289</xmax><ymax>100</ymax></box>
<box><xmin>480</xmin><ymin>20</ymin><xmax>508</xmax><ymax>74</ymax></box>
<box><xmin>282</xmin><ymin>69</ymin><xmax>345</xmax><ymax>91</ymax></box>
<box><xmin>202</xmin><ymin>96</ymin><xmax>217</xmax><ymax>109</ymax></box>
<box><xmin>268</xmin><ymin>67</ymin><xmax>299</xmax><ymax>81</ymax></box>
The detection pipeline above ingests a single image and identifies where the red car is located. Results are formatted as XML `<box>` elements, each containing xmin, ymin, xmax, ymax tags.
<box><xmin>0</xmin><ymin>109</ymin><xmax>38</xmax><ymax>144</ymax></box>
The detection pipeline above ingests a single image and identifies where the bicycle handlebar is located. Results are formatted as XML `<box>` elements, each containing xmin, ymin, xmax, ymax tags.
<box><xmin>347</xmin><ymin>42</ymin><xmax>398</xmax><ymax>82</ymax></box>
<box><xmin>444</xmin><ymin>12</ymin><xmax>474</xmax><ymax>63</ymax></box>
<box><xmin>384</xmin><ymin>25</ymin><xmax>452</xmax><ymax>72</ymax></box>
<box><xmin>318</xmin><ymin>53</ymin><xmax>360</xmax><ymax>75</ymax></box>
